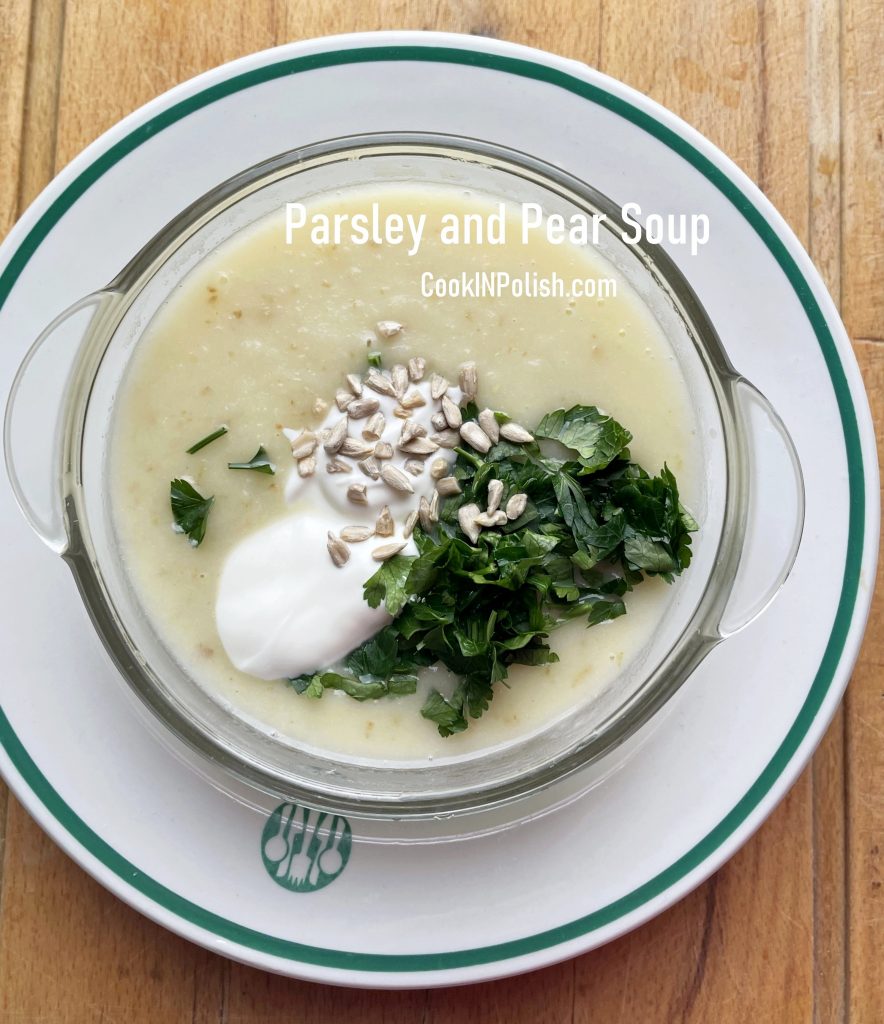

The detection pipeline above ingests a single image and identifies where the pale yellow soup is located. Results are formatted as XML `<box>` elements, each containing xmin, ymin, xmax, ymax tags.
<box><xmin>111</xmin><ymin>184</ymin><xmax>699</xmax><ymax>761</ymax></box>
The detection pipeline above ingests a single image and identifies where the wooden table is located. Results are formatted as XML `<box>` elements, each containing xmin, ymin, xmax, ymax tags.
<box><xmin>1</xmin><ymin>2</ymin><xmax>881</xmax><ymax>1019</ymax></box>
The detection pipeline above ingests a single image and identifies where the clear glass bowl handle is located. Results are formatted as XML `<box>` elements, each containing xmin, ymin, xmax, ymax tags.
<box><xmin>715</xmin><ymin>378</ymin><xmax>806</xmax><ymax>639</ymax></box>
<box><xmin>3</xmin><ymin>293</ymin><xmax>106</xmax><ymax>553</ymax></box>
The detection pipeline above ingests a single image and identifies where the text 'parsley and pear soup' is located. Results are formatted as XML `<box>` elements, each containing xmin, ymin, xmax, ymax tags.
<box><xmin>111</xmin><ymin>184</ymin><xmax>700</xmax><ymax>763</ymax></box>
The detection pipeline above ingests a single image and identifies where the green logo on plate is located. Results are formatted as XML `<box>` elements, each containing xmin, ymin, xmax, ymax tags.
<box><xmin>260</xmin><ymin>802</ymin><xmax>351</xmax><ymax>892</ymax></box>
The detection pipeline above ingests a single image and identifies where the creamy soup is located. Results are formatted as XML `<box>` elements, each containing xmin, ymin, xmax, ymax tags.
<box><xmin>111</xmin><ymin>184</ymin><xmax>699</xmax><ymax>761</ymax></box>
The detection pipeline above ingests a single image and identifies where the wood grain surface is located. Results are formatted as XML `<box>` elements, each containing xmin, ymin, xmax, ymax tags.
<box><xmin>0</xmin><ymin>1</ymin><xmax>881</xmax><ymax>1020</ymax></box>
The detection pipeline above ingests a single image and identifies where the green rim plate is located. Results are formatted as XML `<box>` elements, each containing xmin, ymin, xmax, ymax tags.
<box><xmin>0</xmin><ymin>42</ymin><xmax>868</xmax><ymax>975</ymax></box>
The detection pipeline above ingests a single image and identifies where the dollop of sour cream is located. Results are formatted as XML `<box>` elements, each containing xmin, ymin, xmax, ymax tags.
<box><xmin>215</xmin><ymin>374</ymin><xmax>456</xmax><ymax>680</ymax></box>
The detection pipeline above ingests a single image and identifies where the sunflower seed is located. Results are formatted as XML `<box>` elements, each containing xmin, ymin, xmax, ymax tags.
<box><xmin>375</xmin><ymin>505</ymin><xmax>394</xmax><ymax>537</ymax></box>
<box><xmin>506</xmin><ymin>493</ymin><xmax>528</xmax><ymax>520</ymax></box>
<box><xmin>335</xmin><ymin>389</ymin><xmax>354</xmax><ymax>412</ymax></box>
<box><xmin>326</xmin><ymin>457</ymin><xmax>352</xmax><ymax>474</ymax></box>
<box><xmin>459</xmin><ymin>362</ymin><xmax>478</xmax><ymax>401</ymax></box>
<box><xmin>441</xmin><ymin>394</ymin><xmax>462</xmax><ymax>429</ymax></box>
<box><xmin>372</xmin><ymin>540</ymin><xmax>407</xmax><ymax>561</ymax></box>
<box><xmin>358</xmin><ymin>457</ymin><xmax>380</xmax><ymax>479</ymax></box>
<box><xmin>459</xmin><ymin>421</ymin><xmax>492</xmax><ymax>453</ymax></box>
<box><xmin>430</xmin><ymin>373</ymin><xmax>449</xmax><ymax>400</ymax></box>
<box><xmin>362</xmin><ymin>412</ymin><xmax>386</xmax><ymax>441</ymax></box>
<box><xmin>340</xmin><ymin>437</ymin><xmax>375</xmax><ymax>459</ymax></box>
<box><xmin>289</xmin><ymin>431</ymin><xmax>317</xmax><ymax>459</ymax></box>
<box><xmin>436</xmin><ymin>475</ymin><xmax>461</xmax><ymax>497</ymax></box>
<box><xmin>404</xmin><ymin>459</ymin><xmax>425</xmax><ymax>476</ymax></box>
<box><xmin>403</xmin><ymin>509</ymin><xmax>418</xmax><ymax>538</ymax></box>
<box><xmin>318</xmin><ymin>428</ymin><xmax>331</xmax><ymax>443</ymax></box>
<box><xmin>418</xmin><ymin>496</ymin><xmax>434</xmax><ymax>532</ymax></box>
<box><xmin>400</xmin><ymin>436</ymin><xmax>439</xmax><ymax>456</ymax></box>
<box><xmin>392</xmin><ymin>404</ymin><xmax>411</xmax><ymax>419</ymax></box>
<box><xmin>431</xmin><ymin>411</ymin><xmax>448</xmax><ymax>431</ymax></box>
<box><xmin>430</xmin><ymin>458</ymin><xmax>449</xmax><ymax>480</ymax></box>
<box><xmin>365</xmin><ymin>368</ymin><xmax>397</xmax><ymax>397</ymax></box>
<box><xmin>487</xmin><ymin>478</ymin><xmax>504</xmax><ymax>514</ymax></box>
<box><xmin>373</xmin><ymin>441</ymin><xmax>394</xmax><ymax>460</ymax></box>
<box><xmin>380</xmin><ymin>464</ymin><xmax>414</xmax><ymax>493</ymax></box>
<box><xmin>297</xmin><ymin>455</ymin><xmax>316</xmax><ymax>477</ymax></box>
<box><xmin>431</xmin><ymin>429</ymin><xmax>461</xmax><ymax>449</ymax></box>
<box><xmin>347</xmin><ymin>483</ymin><xmax>368</xmax><ymax>504</ymax></box>
<box><xmin>474</xmin><ymin>511</ymin><xmax>500</xmax><ymax>528</ymax></box>
<box><xmin>399</xmin><ymin>418</ymin><xmax>426</xmax><ymax>445</ymax></box>
<box><xmin>347</xmin><ymin>396</ymin><xmax>381</xmax><ymax>419</ymax></box>
<box><xmin>323</xmin><ymin>417</ymin><xmax>348</xmax><ymax>453</ymax></box>
<box><xmin>391</xmin><ymin>364</ymin><xmax>409</xmax><ymax>398</ymax></box>
<box><xmin>458</xmin><ymin>503</ymin><xmax>482</xmax><ymax>544</ymax></box>
<box><xmin>345</xmin><ymin>373</ymin><xmax>363</xmax><ymax>396</ymax></box>
<box><xmin>478</xmin><ymin>408</ymin><xmax>500</xmax><ymax>443</ymax></box>
<box><xmin>341</xmin><ymin>525</ymin><xmax>374</xmax><ymax>543</ymax></box>
<box><xmin>376</xmin><ymin>320</ymin><xmax>402</xmax><ymax>338</ymax></box>
<box><xmin>327</xmin><ymin>532</ymin><xmax>350</xmax><ymax>567</ymax></box>
<box><xmin>500</xmin><ymin>422</ymin><xmax>533</xmax><ymax>443</ymax></box>
<box><xmin>313</xmin><ymin>397</ymin><xmax>329</xmax><ymax>416</ymax></box>
<box><xmin>429</xmin><ymin>490</ymin><xmax>440</xmax><ymax>521</ymax></box>
<box><xmin>408</xmin><ymin>357</ymin><xmax>426</xmax><ymax>381</ymax></box>
<box><xmin>400</xmin><ymin>387</ymin><xmax>426</xmax><ymax>410</ymax></box>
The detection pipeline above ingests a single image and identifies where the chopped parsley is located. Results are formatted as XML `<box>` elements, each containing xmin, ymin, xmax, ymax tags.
<box><xmin>186</xmin><ymin>425</ymin><xmax>228</xmax><ymax>454</ymax></box>
<box><xmin>227</xmin><ymin>446</ymin><xmax>275</xmax><ymax>475</ymax></box>
<box><xmin>290</xmin><ymin>403</ymin><xmax>697</xmax><ymax>736</ymax></box>
<box><xmin>170</xmin><ymin>479</ymin><xmax>214</xmax><ymax>547</ymax></box>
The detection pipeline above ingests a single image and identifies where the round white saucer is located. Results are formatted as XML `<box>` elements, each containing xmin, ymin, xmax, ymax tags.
<box><xmin>0</xmin><ymin>32</ymin><xmax>877</xmax><ymax>987</ymax></box>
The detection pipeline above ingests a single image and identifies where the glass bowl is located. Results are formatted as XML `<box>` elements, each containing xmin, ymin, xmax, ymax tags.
<box><xmin>4</xmin><ymin>133</ymin><xmax>804</xmax><ymax>818</ymax></box>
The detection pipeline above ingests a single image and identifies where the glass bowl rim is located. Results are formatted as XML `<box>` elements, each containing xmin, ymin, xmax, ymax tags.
<box><xmin>59</xmin><ymin>130</ymin><xmax>748</xmax><ymax>819</ymax></box>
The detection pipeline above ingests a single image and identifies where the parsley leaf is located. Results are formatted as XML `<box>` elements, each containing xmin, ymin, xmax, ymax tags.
<box><xmin>345</xmin><ymin>629</ymin><xmax>401</xmax><ymax>679</ymax></box>
<box><xmin>364</xmin><ymin>555</ymin><xmax>413</xmax><ymax>616</ymax></box>
<box><xmin>186</xmin><ymin>425</ymin><xmax>228</xmax><ymax>454</ymax></box>
<box><xmin>227</xmin><ymin>446</ymin><xmax>276</xmax><ymax>474</ymax></box>
<box><xmin>421</xmin><ymin>688</ymin><xmax>468</xmax><ymax>736</ymax></box>
<box><xmin>289</xmin><ymin>670</ymin><xmax>417</xmax><ymax>702</ymax></box>
<box><xmin>170</xmin><ymin>479</ymin><xmax>214</xmax><ymax>547</ymax></box>
<box><xmin>535</xmin><ymin>405</ymin><xmax>632</xmax><ymax>472</ymax></box>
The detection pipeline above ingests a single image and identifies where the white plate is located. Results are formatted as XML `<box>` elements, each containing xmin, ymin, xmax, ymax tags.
<box><xmin>0</xmin><ymin>32</ymin><xmax>878</xmax><ymax>988</ymax></box>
